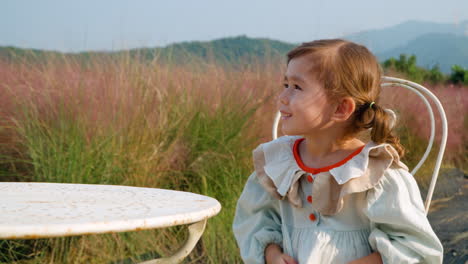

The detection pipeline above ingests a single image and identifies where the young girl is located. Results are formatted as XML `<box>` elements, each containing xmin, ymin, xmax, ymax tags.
<box><xmin>232</xmin><ymin>39</ymin><xmax>443</xmax><ymax>264</ymax></box>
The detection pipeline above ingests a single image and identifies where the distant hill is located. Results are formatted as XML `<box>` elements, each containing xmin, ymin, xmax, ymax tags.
<box><xmin>343</xmin><ymin>19</ymin><xmax>468</xmax><ymax>54</ymax></box>
<box><xmin>342</xmin><ymin>20</ymin><xmax>468</xmax><ymax>73</ymax></box>
<box><xmin>128</xmin><ymin>35</ymin><xmax>295</xmax><ymax>67</ymax></box>
<box><xmin>0</xmin><ymin>36</ymin><xmax>295</xmax><ymax>69</ymax></box>
<box><xmin>0</xmin><ymin>46</ymin><xmax>58</xmax><ymax>61</ymax></box>
<box><xmin>2</xmin><ymin>20</ymin><xmax>468</xmax><ymax>73</ymax></box>
<box><xmin>377</xmin><ymin>33</ymin><xmax>468</xmax><ymax>73</ymax></box>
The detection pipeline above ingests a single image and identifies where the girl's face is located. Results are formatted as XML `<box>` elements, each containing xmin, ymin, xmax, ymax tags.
<box><xmin>278</xmin><ymin>55</ymin><xmax>336</xmax><ymax>136</ymax></box>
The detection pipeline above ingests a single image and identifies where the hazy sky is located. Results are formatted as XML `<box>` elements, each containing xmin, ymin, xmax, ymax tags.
<box><xmin>2</xmin><ymin>0</ymin><xmax>468</xmax><ymax>52</ymax></box>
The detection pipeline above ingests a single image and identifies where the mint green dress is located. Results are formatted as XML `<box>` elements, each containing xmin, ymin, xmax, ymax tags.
<box><xmin>232</xmin><ymin>136</ymin><xmax>443</xmax><ymax>264</ymax></box>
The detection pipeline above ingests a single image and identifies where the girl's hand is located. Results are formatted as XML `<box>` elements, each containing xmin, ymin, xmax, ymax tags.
<box><xmin>265</xmin><ymin>243</ymin><xmax>298</xmax><ymax>264</ymax></box>
<box><xmin>347</xmin><ymin>252</ymin><xmax>383</xmax><ymax>264</ymax></box>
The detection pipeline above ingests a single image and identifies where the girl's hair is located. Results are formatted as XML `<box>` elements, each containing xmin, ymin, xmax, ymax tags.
<box><xmin>286</xmin><ymin>39</ymin><xmax>405</xmax><ymax>158</ymax></box>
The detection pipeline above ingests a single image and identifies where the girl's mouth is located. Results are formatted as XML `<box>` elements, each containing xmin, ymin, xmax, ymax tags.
<box><xmin>280</xmin><ymin>111</ymin><xmax>292</xmax><ymax>120</ymax></box>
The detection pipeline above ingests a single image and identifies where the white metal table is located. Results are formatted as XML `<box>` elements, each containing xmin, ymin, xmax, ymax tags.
<box><xmin>0</xmin><ymin>182</ymin><xmax>222</xmax><ymax>263</ymax></box>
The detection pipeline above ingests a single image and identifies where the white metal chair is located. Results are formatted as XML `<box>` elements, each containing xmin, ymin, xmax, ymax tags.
<box><xmin>272</xmin><ymin>76</ymin><xmax>448</xmax><ymax>214</ymax></box>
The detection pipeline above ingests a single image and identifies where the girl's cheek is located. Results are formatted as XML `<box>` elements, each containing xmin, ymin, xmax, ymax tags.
<box><xmin>290</xmin><ymin>97</ymin><xmax>300</xmax><ymax>107</ymax></box>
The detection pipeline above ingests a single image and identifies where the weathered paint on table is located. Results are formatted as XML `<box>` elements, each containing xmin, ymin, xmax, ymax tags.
<box><xmin>0</xmin><ymin>182</ymin><xmax>221</xmax><ymax>239</ymax></box>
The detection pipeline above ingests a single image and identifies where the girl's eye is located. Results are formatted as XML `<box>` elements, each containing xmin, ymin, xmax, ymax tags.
<box><xmin>283</xmin><ymin>84</ymin><xmax>302</xmax><ymax>90</ymax></box>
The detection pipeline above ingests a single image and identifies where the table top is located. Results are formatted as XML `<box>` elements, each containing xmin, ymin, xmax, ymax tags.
<box><xmin>0</xmin><ymin>182</ymin><xmax>221</xmax><ymax>239</ymax></box>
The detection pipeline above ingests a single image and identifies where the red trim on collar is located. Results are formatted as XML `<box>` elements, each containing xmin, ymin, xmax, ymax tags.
<box><xmin>293</xmin><ymin>138</ymin><xmax>365</xmax><ymax>175</ymax></box>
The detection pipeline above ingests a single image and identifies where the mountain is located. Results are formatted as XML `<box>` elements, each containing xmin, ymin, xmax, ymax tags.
<box><xmin>377</xmin><ymin>33</ymin><xmax>468</xmax><ymax>73</ymax></box>
<box><xmin>0</xmin><ymin>46</ymin><xmax>58</xmax><ymax>61</ymax></box>
<box><xmin>2</xmin><ymin>20</ymin><xmax>468</xmax><ymax>73</ymax></box>
<box><xmin>343</xmin><ymin>19</ymin><xmax>468</xmax><ymax>54</ymax></box>
<box><xmin>340</xmin><ymin>20</ymin><xmax>468</xmax><ymax>73</ymax></box>
<box><xmin>128</xmin><ymin>35</ymin><xmax>295</xmax><ymax>67</ymax></box>
<box><xmin>0</xmin><ymin>35</ymin><xmax>296</xmax><ymax>69</ymax></box>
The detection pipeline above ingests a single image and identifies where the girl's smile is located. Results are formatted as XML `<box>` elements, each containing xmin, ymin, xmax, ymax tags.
<box><xmin>280</xmin><ymin>110</ymin><xmax>292</xmax><ymax>120</ymax></box>
<box><xmin>277</xmin><ymin>55</ymin><xmax>335</xmax><ymax>136</ymax></box>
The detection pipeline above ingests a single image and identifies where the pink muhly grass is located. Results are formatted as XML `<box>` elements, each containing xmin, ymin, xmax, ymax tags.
<box><xmin>2</xmin><ymin>54</ymin><xmax>465</xmax><ymax>175</ymax></box>
<box><xmin>380</xmin><ymin>83</ymin><xmax>467</xmax><ymax>168</ymax></box>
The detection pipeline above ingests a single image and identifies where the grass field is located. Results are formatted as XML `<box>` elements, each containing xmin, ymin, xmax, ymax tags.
<box><xmin>0</xmin><ymin>53</ymin><xmax>466</xmax><ymax>263</ymax></box>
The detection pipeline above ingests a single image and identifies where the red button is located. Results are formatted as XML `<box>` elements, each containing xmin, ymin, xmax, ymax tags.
<box><xmin>307</xmin><ymin>195</ymin><xmax>313</xmax><ymax>203</ymax></box>
<box><xmin>309</xmin><ymin>213</ymin><xmax>316</xmax><ymax>221</ymax></box>
<box><xmin>307</xmin><ymin>175</ymin><xmax>314</xmax><ymax>183</ymax></box>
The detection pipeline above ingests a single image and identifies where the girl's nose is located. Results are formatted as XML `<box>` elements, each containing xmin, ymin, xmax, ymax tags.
<box><xmin>278</xmin><ymin>90</ymin><xmax>289</xmax><ymax>105</ymax></box>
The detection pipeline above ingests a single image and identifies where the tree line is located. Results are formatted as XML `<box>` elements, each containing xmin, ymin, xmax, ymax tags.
<box><xmin>382</xmin><ymin>54</ymin><xmax>468</xmax><ymax>86</ymax></box>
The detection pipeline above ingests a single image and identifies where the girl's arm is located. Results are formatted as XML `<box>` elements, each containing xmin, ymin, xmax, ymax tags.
<box><xmin>232</xmin><ymin>171</ymin><xmax>283</xmax><ymax>264</ymax></box>
<box><xmin>362</xmin><ymin>167</ymin><xmax>443</xmax><ymax>264</ymax></box>
<box><xmin>347</xmin><ymin>252</ymin><xmax>383</xmax><ymax>264</ymax></box>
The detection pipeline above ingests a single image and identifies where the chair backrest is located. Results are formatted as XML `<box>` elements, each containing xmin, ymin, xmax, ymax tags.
<box><xmin>272</xmin><ymin>76</ymin><xmax>448</xmax><ymax>214</ymax></box>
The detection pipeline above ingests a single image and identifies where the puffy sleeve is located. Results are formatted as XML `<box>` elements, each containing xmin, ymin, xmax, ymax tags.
<box><xmin>232</xmin><ymin>171</ymin><xmax>283</xmax><ymax>264</ymax></box>
<box><xmin>364</xmin><ymin>167</ymin><xmax>444</xmax><ymax>264</ymax></box>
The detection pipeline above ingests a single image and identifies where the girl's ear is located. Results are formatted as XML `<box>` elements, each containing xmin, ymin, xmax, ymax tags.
<box><xmin>331</xmin><ymin>97</ymin><xmax>356</xmax><ymax>122</ymax></box>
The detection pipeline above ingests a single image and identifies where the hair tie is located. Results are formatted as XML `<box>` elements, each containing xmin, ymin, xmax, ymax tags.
<box><xmin>369</xmin><ymin>102</ymin><xmax>375</xmax><ymax>109</ymax></box>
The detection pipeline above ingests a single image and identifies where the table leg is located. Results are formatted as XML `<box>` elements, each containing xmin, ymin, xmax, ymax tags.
<box><xmin>138</xmin><ymin>219</ymin><xmax>207</xmax><ymax>264</ymax></box>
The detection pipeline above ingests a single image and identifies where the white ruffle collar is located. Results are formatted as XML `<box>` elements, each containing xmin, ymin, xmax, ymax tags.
<box><xmin>253</xmin><ymin>135</ymin><xmax>408</xmax><ymax>213</ymax></box>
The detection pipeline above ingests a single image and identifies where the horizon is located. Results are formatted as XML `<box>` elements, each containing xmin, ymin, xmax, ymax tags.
<box><xmin>2</xmin><ymin>0</ymin><xmax>468</xmax><ymax>52</ymax></box>
<box><xmin>2</xmin><ymin>19</ymin><xmax>468</xmax><ymax>54</ymax></box>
